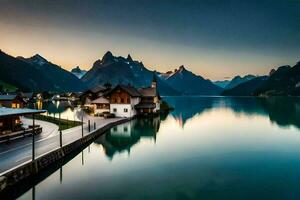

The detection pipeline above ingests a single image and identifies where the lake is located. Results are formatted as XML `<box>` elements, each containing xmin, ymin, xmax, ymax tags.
<box><xmin>17</xmin><ymin>96</ymin><xmax>300</xmax><ymax>200</ymax></box>
<box><xmin>30</xmin><ymin>100</ymin><xmax>83</xmax><ymax>121</ymax></box>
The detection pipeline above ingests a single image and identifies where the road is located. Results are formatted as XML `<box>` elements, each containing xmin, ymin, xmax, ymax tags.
<box><xmin>0</xmin><ymin>116</ymin><xmax>123</xmax><ymax>174</ymax></box>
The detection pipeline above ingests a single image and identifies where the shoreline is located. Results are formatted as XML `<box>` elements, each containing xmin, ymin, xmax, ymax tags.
<box><xmin>0</xmin><ymin>117</ymin><xmax>131</xmax><ymax>195</ymax></box>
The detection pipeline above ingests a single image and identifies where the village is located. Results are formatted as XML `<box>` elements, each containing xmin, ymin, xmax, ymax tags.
<box><xmin>0</xmin><ymin>75</ymin><xmax>166</xmax><ymax>142</ymax></box>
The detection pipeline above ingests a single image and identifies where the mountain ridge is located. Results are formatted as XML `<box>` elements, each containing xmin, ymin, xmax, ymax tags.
<box><xmin>0</xmin><ymin>51</ymin><xmax>86</xmax><ymax>92</ymax></box>
<box><xmin>81</xmin><ymin>51</ymin><xmax>181</xmax><ymax>96</ymax></box>
<box><xmin>161</xmin><ymin>65</ymin><xmax>223</xmax><ymax>95</ymax></box>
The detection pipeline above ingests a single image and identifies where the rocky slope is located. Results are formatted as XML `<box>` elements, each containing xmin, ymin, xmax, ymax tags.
<box><xmin>81</xmin><ymin>52</ymin><xmax>180</xmax><ymax>96</ymax></box>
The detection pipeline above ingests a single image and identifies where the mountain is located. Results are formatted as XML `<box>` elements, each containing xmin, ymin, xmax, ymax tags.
<box><xmin>0</xmin><ymin>50</ymin><xmax>55</xmax><ymax>92</ymax></box>
<box><xmin>81</xmin><ymin>52</ymin><xmax>180</xmax><ymax>96</ymax></box>
<box><xmin>225</xmin><ymin>75</ymin><xmax>256</xmax><ymax>89</ymax></box>
<box><xmin>18</xmin><ymin>54</ymin><xmax>86</xmax><ymax>92</ymax></box>
<box><xmin>213</xmin><ymin>80</ymin><xmax>231</xmax><ymax>88</ymax></box>
<box><xmin>0</xmin><ymin>50</ymin><xmax>86</xmax><ymax>92</ymax></box>
<box><xmin>71</xmin><ymin>66</ymin><xmax>87</xmax><ymax>79</ymax></box>
<box><xmin>222</xmin><ymin>76</ymin><xmax>268</xmax><ymax>96</ymax></box>
<box><xmin>162</xmin><ymin>65</ymin><xmax>223</xmax><ymax>95</ymax></box>
<box><xmin>254</xmin><ymin>62</ymin><xmax>300</xmax><ymax>96</ymax></box>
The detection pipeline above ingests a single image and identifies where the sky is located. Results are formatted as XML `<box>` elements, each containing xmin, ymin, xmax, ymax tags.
<box><xmin>0</xmin><ymin>0</ymin><xmax>299</xmax><ymax>80</ymax></box>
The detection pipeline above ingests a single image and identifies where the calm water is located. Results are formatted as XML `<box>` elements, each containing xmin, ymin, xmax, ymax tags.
<box><xmin>16</xmin><ymin>97</ymin><xmax>300</xmax><ymax>200</ymax></box>
<box><xmin>31</xmin><ymin>100</ymin><xmax>83</xmax><ymax>121</ymax></box>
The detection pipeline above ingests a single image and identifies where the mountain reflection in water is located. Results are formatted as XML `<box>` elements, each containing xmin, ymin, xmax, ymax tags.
<box><xmin>15</xmin><ymin>96</ymin><xmax>300</xmax><ymax>200</ymax></box>
<box><xmin>165</xmin><ymin>96</ymin><xmax>300</xmax><ymax>129</ymax></box>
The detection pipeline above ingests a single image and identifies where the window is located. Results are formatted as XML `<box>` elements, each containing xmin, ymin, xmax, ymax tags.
<box><xmin>121</xmin><ymin>98</ymin><xmax>124</xmax><ymax>103</ymax></box>
<box><xmin>15</xmin><ymin>119</ymin><xmax>21</xmax><ymax>124</ymax></box>
<box><xmin>113</xmin><ymin>108</ymin><xmax>117</xmax><ymax>112</ymax></box>
<box><xmin>124</xmin><ymin>108</ymin><xmax>128</xmax><ymax>112</ymax></box>
<box><xmin>0</xmin><ymin>122</ymin><xmax>3</xmax><ymax>127</ymax></box>
<box><xmin>127</xmin><ymin>98</ymin><xmax>130</xmax><ymax>103</ymax></box>
<box><xmin>113</xmin><ymin>127</ymin><xmax>117</xmax><ymax>132</ymax></box>
<box><xmin>124</xmin><ymin>127</ymin><xmax>128</xmax><ymax>132</ymax></box>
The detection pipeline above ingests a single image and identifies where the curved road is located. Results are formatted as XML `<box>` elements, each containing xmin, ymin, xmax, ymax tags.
<box><xmin>0</xmin><ymin>116</ymin><xmax>123</xmax><ymax>174</ymax></box>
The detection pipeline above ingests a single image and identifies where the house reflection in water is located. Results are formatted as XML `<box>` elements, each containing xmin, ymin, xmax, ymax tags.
<box><xmin>95</xmin><ymin>116</ymin><xmax>161</xmax><ymax>159</ymax></box>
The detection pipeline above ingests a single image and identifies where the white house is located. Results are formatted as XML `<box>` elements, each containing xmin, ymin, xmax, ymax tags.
<box><xmin>90</xmin><ymin>96</ymin><xmax>110</xmax><ymax>114</ymax></box>
<box><xmin>106</xmin><ymin>85</ymin><xmax>141</xmax><ymax>118</ymax></box>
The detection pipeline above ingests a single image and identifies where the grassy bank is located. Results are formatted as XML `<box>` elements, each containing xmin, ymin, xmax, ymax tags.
<box><xmin>30</xmin><ymin>114</ymin><xmax>82</xmax><ymax>131</ymax></box>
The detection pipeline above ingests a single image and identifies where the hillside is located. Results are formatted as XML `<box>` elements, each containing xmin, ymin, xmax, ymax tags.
<box><xmin>0</xmin><ymin>50</ymin><xmax>54</xmax><ymax>92</ymax></box>
<box><xmin>222</xmin><ymin>76</ymin><xmax>268</xmax><ymax>96</ymax></box>
<box><xmin>19</xmin><ymin>54</ymin><xmax>86</xmax><ymax>92</ymax></box>
<box><xmin>0</xmin><ymin>50</ymin><xmax>86</xmax><ymax>92</ymax></box>
<box><xmin>254</xmin><ymin>62</ymin><xmax>300</xmax><ymax>96</ymax></box>
<box><xmin>0</xmin><ymin>80</ymin><xmax>18</xmax><ymax>93</ymax></box>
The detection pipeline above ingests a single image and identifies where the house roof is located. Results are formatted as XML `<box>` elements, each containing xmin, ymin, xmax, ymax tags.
<box><xmin>107</xmin><ymin>85</ymin><xmax>141</xmax><ymax>97</ymax></box>
<box><xmin>0</xmin><ymin>107</ymin><xmax>46</xmax><ymax>118</ymax></box>
<box><xmin>0</xmin><ymin>95</ymin><xmax>18</xmax><ymax>101</ymax></box>
<box><xmin>81</xmin><ymin>86</ymin><xmax>109</xmax><ymax>98</ymax></box>
<box><xmin>90</xmin><ymin>86</ymin><xmax>106</xmax><ymax>93</ymax></box>
<box><xmin>138</xmin><ymin>87</ymin><xmax>157</xmax><ymax>97</ymax></box>
<box><xmin>21</xmin><ymin>92</ymin><xmax>34</xmax><ymax>98</ymax></box>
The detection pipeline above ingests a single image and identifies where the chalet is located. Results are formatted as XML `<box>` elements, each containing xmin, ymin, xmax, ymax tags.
<box><xmin>80</xmin><ymin>86</ymin><xmax>108</xmax><ymax>105</ymax></box>
<box><xmin>105</xmin><ymin>77</ymin><xmax>161</xmax><ymax>118</ymax></box>
<box><xmin>0</xmin><ymin>107</ymin><xmax>45</xmax><ymax>140</ymax></box>
<box><xmin>135</xmin><ymin>76</ymin><xmax>161</xmax><ymax>115</ymax></box>
<box><xmin>106</xmin><ymin>85</ymin><xmax>141</xmax><ymax>118</ymax></box>
<box><xmin>0</xmin><ymin>94</ymin><xmax>25</xmax><ymax>108</ymax></box>
<box><xmin>80</xmin><ymin>86</ymin><xmax>111</xmax><ymax>115</ymax></box>
<box><xmin>90</xmin><ymin>95</ymin><xmax>110</xmax><ymax>114</ymax></box>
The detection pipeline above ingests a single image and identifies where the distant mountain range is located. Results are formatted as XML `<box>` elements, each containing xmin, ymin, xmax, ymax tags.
<box><xmin>222</xmin><ymin>76</ymin><xmax>268</xmax><ymax>96</ymax></box>
<box><xmin>160</xmin><ymin>65</ymin><xmax>222</xmax><ymax>95</ymax></box>
<box><xmin>81</xmin><ymin>52</ymin><xmax>222</xmax><ymax>96</ymax></box>
<box><xmin>71</xmin><ymin>66</ymin><xmax>87</xmax><ymax>79</ymax></box>
<box><xmin>0</xmin><ymin>49</ymin><xmax>299</xmax><ymax>96</ymax></box>
<box><xmin>222</xmin><ymin>62</ymin><xmax>300</xmax><ymax>96</ymax></box>
<box><xmin>0</xmin><ymin>50</ymin><xmax>86</xmax><ymax>92</ymax></box>
<box><xmin>226</xmin><ymin>75</ymin><xmax>257</xmax><ymax>89</ymax></box>
<box><xmin>213</xmin><ymin>80</ymin><xmax>231</xmax><ymax>88</ymax></box>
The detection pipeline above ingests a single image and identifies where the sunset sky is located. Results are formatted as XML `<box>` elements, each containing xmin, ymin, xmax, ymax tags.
<box><xmin>0</xmin><ymin>0</ymin><xmax>299</xmax><ymax>80</ymax></box>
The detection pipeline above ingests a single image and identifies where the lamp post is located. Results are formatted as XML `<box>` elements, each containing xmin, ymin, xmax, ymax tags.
<box><xmin>58</xmin><ymin>113</ymin><xmax>61</xmax><ymax>130</ymax></box>
<box><xmin>60</xmin><ymin>130</ymin><xmax>62</xmax><ymax>148</ymax></box>
<box><xmin>81</xmin><ymin>114</ymin><xmax>83</xmax><ymax>138</ymax></box>
<box><xmin>32</xmin><ymin>114</ymin><xmax>35</xmax><ymax>161</ymax></box>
